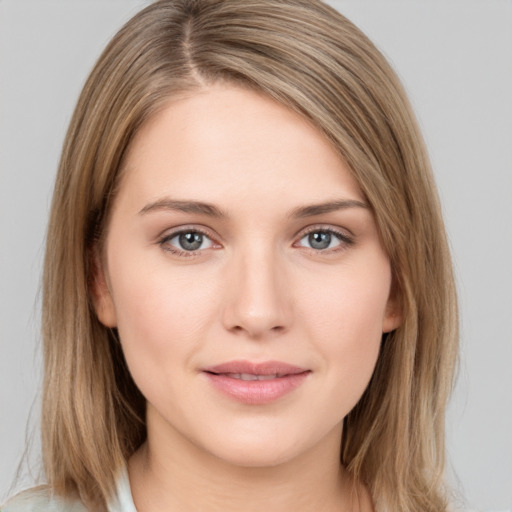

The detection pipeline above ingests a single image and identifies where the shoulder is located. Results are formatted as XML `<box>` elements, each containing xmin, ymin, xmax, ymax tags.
<box><xmin>2</xmin><ymin>466</ymin><xmax>135</xmax><ymax>512</ymax></box>
<box><xmin>1</xmin><ymin>487</ymin><xmax>88</xmax><ymax>512</ymax></box>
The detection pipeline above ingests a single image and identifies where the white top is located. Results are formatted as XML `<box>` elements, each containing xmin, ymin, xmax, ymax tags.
<box><xmin>1</xmin><ymin>468</ymin><xmax>137</xmax><ymax>512</ymax></box>
<box><xmin>3</xmin><ymin>472</ymin><xmax>487</xmax><ymax>512</ymax></box>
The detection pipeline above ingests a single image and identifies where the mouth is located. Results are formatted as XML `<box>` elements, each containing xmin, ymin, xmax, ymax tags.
<box><xmin>215</xmin><ymin>373</ymin><xmax>287</xmax><ymax>381</ymax></box>
<box><xmin>202</xmin><ymin>360</ymin><xmax>311</xmax><ymax>405</ymax></box>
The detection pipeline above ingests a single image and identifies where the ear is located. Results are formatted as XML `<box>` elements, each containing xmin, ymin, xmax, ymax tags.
<box><xmin>89</xmin><ymin>246</ymin><xmax>117</xmax><ymax>328</ymax></box>
<box><xmin>382</xmin><ymin>285</ymin><xmax>402</xmax><ymax>333</ymax></box>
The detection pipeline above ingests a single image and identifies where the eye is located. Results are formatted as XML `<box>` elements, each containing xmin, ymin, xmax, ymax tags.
<box><xmin>160</xmin><ymin>229</ymin><xmax>214</xmax><ymax>254</ymax></box>
<box><xmin>296</xmin><ymin>229</ymin><xmax>352</xmax><ymax>251</ymax></box>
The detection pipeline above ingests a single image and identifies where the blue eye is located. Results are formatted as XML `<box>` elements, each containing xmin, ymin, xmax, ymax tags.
<box><xmin>297</xmin><ymin>230</ymin><xmax>349</xmax><ymax>251</ymax></box>
<box><xmin>164</xmin><ymin>230</ymin><xmax>213</xmax><ymax>252</ymax></box>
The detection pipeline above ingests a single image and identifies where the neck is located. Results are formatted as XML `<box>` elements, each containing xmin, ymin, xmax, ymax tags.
<box><xmin>128</xmin><ymin>421</ymin><xmax>366</xmax><ymax>512</ymax></box>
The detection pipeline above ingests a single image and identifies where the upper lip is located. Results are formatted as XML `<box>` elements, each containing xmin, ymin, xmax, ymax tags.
<box><xmin>203</xmin><ymin>360</ymin><xmax>309</xmax><ymax>377</ymax></box>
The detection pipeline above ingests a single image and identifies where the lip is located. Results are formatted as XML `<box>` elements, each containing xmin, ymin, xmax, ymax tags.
<box><xmin>202</xmin><ymin>360</ymin><xmax>311</xmax><ymax>405</ymax></box>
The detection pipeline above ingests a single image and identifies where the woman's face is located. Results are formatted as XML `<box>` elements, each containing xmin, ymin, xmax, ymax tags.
<box><xmin>93</xmin><ymin>84</ymin><xmax>400</xmax><ymax>468</ymax></box>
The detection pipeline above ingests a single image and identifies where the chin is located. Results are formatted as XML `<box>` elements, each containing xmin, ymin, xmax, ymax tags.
<box><xmin>211</xmin><ymin>441</ymin><xmax>303</xmax><ymax>469</ymax></box>
<box><xmin>196</xmin><ymin>420</ymin><xmax>337</xmax><ymax>470</ymax></box>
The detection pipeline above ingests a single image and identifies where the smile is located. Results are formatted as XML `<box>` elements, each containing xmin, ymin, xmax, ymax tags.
<box><xmin>202</xmin><ymin>360</ymin><xmax>311</xmax><ymax>405</ymax></box>
<box><xmin>220</xmin><ymin>373</ymin><xmax>286</xmax><ymax>381</ymax></box>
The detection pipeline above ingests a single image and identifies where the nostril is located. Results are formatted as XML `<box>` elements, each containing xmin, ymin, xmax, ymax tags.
<box><xmin>228</xmin><ymin>323</ymin><xmax>286</xmax><ymax>337</ymax></box>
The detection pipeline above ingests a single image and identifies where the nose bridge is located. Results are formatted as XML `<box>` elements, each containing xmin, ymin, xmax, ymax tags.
<box><xmin>222</xmin><ymin>240</ymin><xmax>291</xmax><ymax>338</ymax></box>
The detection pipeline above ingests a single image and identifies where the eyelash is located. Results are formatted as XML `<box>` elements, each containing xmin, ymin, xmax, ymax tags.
<box><xmin>295</xmin><ymin>226</ymin><xmax>354</xmax><ymax>253</ymax></box>
<box><xmin>158</xmin><ymin>226</ymin><xmax>216</xmax><ymax>257</ymax></box>
<box><xmin>157</xmin><ymin>225</ymin><xmax>354</xmax><ymax>257</ymax></box>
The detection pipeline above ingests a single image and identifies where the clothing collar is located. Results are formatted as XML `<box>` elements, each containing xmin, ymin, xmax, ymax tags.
<box><xmin>107</xmin><ymin>466</ymin><xmax>137</xmax><ymax>512</ymax></box>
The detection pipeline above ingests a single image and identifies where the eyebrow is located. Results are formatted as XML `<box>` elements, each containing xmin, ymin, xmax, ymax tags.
<box><xmin>138</xmin><ymin>197</ymin><xmax>369</xmax><ymax>218</ymax></box>
<box><xmin>289</xmin><ymin>199</ymin><xmax>369</xmax><ymax>218</ymax></box>
<box><xmin>139</xmin><ymin>199</ymin><xmax>226</xmax><ymax>218</ymax></box>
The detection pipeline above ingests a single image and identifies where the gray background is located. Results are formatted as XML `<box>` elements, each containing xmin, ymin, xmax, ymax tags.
<box><xmin>1</xmin><ymin>1</ymin><xmax>511</xmax><ymax>510</ymax></box>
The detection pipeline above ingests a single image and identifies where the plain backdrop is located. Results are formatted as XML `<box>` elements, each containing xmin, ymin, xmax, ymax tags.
<box><xmin>1</xmin><ymin>1</ymin><xmax>511</xmax><ymax>511</ymax></box>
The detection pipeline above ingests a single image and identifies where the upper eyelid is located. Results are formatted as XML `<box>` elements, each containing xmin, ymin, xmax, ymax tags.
<box><xmin>157</xmin><ymin>226</ymin><xmax>220</xmax><ymax>254</ymax></box>
<box><xmin>159</xmin><ymin>225</ymin><xmax>217</xmax><ymax>240</ymax></box>
<box><xmin>293</xmin><ymin>226</ymin><xmax>355</xmax><ymax>254</ymax></box>
<box><xmin>294</xmin><ymin>224</ymin><xmax>354</xmax><ymax>240</ymax></box>
<box><xmin>157</xmin><ymin>227</ymin><xmax>218</xmax><ymax>257</ymax></box>
<box><xmin>156</xmin><ymin>224</ymin><xmax>354</xmax><ymax>247</ymax></box>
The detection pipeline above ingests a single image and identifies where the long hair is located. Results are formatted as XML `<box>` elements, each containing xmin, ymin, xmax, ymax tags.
<box><xmin>41</xmin><ymin>1</ymin><xmax>458</xmax><ymax>510</ymax></box>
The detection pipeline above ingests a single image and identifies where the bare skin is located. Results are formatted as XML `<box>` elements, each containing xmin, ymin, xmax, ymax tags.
<box><xmin>128</xmin><ymin>428</ymin><xmax>368</xmax><ymax>512</ymax></box>
<box><xmin>93</xmin><ymin>84</ymin><xmax>397</xmax><ymax>512</ymax></box>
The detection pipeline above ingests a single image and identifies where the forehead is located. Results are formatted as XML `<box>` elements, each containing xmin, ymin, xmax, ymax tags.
<box><xmin>118</xmin><ymin>84</ymin><xmax>364</xmax><ymax>211</ymax></box>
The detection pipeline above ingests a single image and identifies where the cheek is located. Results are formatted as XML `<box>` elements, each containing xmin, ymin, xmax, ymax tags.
<box><xmin>301</xmin><ymin>257</ymin><xmax>391</xmax><ymax>337</ymax></box>
<box><xmin>107</xmin><ymin>256</ymin><xmax>220</xmax><ymax>381</ymax></box>
<box><xmin>297</xmin><ymin>259</ymin><xmax>391</xmax><ymax>398</ymax></box>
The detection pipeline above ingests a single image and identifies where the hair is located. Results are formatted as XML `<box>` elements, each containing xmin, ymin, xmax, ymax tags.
<box><xmin>41</xmin><ymin>0</ymin><xmax>458</xmax><ymax>510</ymax></box>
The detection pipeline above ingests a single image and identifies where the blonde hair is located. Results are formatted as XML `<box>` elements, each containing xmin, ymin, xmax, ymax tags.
<box><xmin>42</xmin><ymin>1</ymin><xmax>458</xmax><ymax>510</ymax></box>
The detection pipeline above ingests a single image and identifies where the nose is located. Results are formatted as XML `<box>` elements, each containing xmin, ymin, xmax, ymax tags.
<box><xmin>221</xmin><ymin>245</ymin><xmax>292</xmax><ymax>339</ymax></box>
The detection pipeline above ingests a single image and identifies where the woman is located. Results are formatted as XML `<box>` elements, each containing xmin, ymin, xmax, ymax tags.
<box><xmin>2</xmin><ymin>0</ymin><xmax>458</xmax><ymax>511</ymax></box>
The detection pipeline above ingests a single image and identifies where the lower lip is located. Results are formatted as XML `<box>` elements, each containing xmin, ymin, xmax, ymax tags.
<box><xmin>204</xmin><ymin>372</ymin><xmax>310</xmax><ymax>405</ymax></box>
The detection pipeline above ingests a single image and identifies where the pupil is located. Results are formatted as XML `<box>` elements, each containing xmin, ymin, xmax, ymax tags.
<box><xmin>179</xmin><ymin>232</ymin><xmax>203</xmax><ymax>251</ymax></box>
<box><xmin>309</xmin><ymin>231</ymin><xmax>331</xmax><ymax>250</ymax></box>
